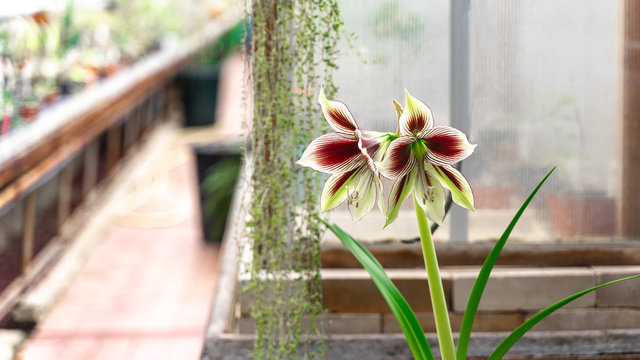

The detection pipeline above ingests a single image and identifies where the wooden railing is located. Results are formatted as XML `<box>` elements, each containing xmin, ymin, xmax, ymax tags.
<box><xmin>0</xmin><ymin>6</ymin><xmax>243</xmax><ymax>322</ymax></box>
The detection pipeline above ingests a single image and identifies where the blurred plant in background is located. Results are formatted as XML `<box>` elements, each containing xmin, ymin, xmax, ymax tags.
<box><xmin>0</xmin><ymin>0</ymin><xmax>240</xmax><ymax>136</ymax></box>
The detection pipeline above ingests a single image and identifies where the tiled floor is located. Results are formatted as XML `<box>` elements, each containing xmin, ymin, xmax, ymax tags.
<box><xmin>16</xmin><ymin>139</ymin><xmax>221</xmax><ymax>360</ymax></box>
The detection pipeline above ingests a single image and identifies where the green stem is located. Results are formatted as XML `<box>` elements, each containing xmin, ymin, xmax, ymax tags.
<box><xmin>414</xmin><ymin>197</ymin><xmax>455</xmax><ymax>360</ymax></box>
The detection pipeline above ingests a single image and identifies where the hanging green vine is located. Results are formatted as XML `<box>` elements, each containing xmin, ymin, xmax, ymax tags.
<box><xmin>245</xmin><ymin>0</ymin><xmax>342</xmax><ymax>359</ymax></box>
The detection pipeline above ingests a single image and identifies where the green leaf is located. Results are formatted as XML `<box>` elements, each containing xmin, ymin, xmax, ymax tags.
<box><xmin>488</xmin><ymin>274</ymin><xmax>640</xmax><ymax>360</ymax></box>
<box><xmin>456</xmin><ymin>167</ymin><xmax>555</xmax><ymax>360</ymax></box>
<box><xmin>322</xmin><ymin>220</ymin><xmax>434</xmax><ymax>360</ymax></box>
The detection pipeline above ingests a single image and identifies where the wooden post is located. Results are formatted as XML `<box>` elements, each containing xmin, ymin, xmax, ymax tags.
<box><xmin>123</xmin><ymin>113</ymin><xmax>136</xmax><ymax>151</ymax></box>
<box><xmin>151</xmin><ymin>91</ymin><xmax>159</xmax><ymax>123</ymax></box>
<box><xmin>161</xmin><ymin>86</ymin><xmax>170</xmax><ymax>121</ymax></box>
<box><xmin>140</xmin><ymin>100</ymin><xmax>149</xmax><ymax>135</ymax></box>
<box><xmin>621</xmin><ymin>0</ymin><xmax>640</xmax><ymax>238</ymax></box>
<box><xmin>57</xmin><ymin>166</ymin><xmax>73</xmax><ymax>232</ymax></box>
<box><xmin>22</xmin><ymin>193</ymin><xmax>36</xmax><ymax>272</ymax></box>
<box><xmin>82</xmin><ymin>140</ymin><xmax>100</xmax><ymax>197</ymax></box>
<box><xmin>146</xmin><ymin>96</ymin><xmax>154</xmax><ymax>129</ymax></box>
<box><xmin>106</xmin><ymin>125</ymin><xmax>122</xmax><ymax>172</ymax></box>
<box><xmin>131</xmin><ymin>108</ymin><xmax>141</xmax><ymax>143</ymax></box>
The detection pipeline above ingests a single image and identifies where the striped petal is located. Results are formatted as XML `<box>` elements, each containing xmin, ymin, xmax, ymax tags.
<box><xmin>321</xmin><ymin>170</ymin><xmax>356</xmax><ymax>212</ymax></box>
<box><xmin>425</xmin><ymin>126</ymin><xmax>476</xmax><ymax>166</ymax></box>
<box><xmin>399</xmin><ymin>90</ymin><xmax>434</xmax><ymax>137</ymax></box>
<box><xmin>376</xmin><ymin>136</ymin><xmax>417</xmax><ymax>179</ymax></box>
<box><xmin>375</xmin><ymin>171</ymin><xmax>386</xmax><ymax>215</ymax></box>
<box><xmin>392</xmin><ymin>99</ymin><xmax>404</xmax><ymax>120</ymax></box>
<box><xmin>413</xmin><ymin>164</ymin><xmax>446</xmax><ymax>225</ymax></box>
<box><xmin>372</xmin><ymin>134</ymin><xmax>394</xmax><ymax>163</ymax></box>
<box><xmin>358</xmin><ymin>131</ymin><xmax>385</xmax><ymax>166</ymax></box>
<box><xmin>318</xmin><ymin>88</ymin><xmax>359</xmax><ymax>135</ymax></box>
<box><xmin>384</xmin><ymin>169</ymin><xmax>416</xmax><ymax>227</ymax></box>
<box><xmin>297</xmin><ymin>133</ymin><xmax>365</xmax><ymax>174</ymax></box>
<box><xmin>426</xmin><ymin>163</ymin><xmax>475</xmax><ymax>211</ymax></box>
<box><xmin>346</xmin><ymin>167</ymin><xmax>382</xmax><ymax>221</ymax></box>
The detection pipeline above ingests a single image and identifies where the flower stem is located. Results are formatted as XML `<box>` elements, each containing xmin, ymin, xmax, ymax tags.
<box><xmin>414</xmin><ymin>197</ymin><xmax>455</xmax><ymax>360</ymax></box>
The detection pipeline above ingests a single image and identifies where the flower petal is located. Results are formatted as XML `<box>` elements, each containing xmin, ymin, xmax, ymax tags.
<box><xmin>425</xmin><ymin>126</ymin><xmax>476</xmax><ymax>166</ymax></box>
<box><xmin>413</xmin><ymin>165</ymin><xmax>446</xmax><ymax>224</ymax></box>
<box><xmin>297</xmin><ymin>133</ymin><xmax>365</xmax><ymax>174</ymax></box>
<box><xmin>392</xmin><ymin>99</ymin><xmax>403</xmax><ymax>120</ymax></box>
<box><xmin>358</xmin><ymin>131</ymin><xmax>385</xmax><ymax>165</ymax></box>
<box><xmin>375</xmin><ymin>172</ymin><xmax>386</xmax><ymax>215</ymax></box>
<box><xmin>321</xmin><ymin>169</ymin><xmax>356</xmax><ymax>212</ymax></box>
<box><xmin>376</xmin><ymin>136</ymin><xmax>417</xmax><ymax>179</ymax></box>
<box><xmin>426</xmin><ymin>163</ymin><xmax>475</xmax><ymax>211</ymax></box>
<box><xmin>392</xmin><ymin>99</ymin><xmax>403</xmax><ymax>136</ymax></box>
<box><xmin>346</xmin><ymin>167</ymin><xmax>380</xmax><ymax>221</ymax></box>
<box><xmin>318</xmin><ymin>88</ymin><xmax>359</xmax><ymax>135</ymax></box>
<box><xmin>399</xmin><ymin>90</ymin><xmax>434</xmax><ymax>137</ymax></box>
<box><xmin>384</xmin><ymin>169</ymin><xmax>416</xmax><ymax>227</ymax></box>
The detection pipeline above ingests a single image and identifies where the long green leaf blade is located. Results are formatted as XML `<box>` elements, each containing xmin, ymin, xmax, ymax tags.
<box><xmin>488</xmin><ymin>274</ymin><xmax>640</xmax><ymax>360</ymax></box>
<box><xmin>323</xmin><ymin>221</ymin><xmax>434</xmax><ymax>360</ymax></box>
<box><xmin>456</xmin><ymin>167</ymin><xmax>555</xmax><ymax>360</ymax></box>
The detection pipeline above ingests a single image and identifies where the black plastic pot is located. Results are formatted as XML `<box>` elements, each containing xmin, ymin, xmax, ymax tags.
<box><xmin>193</xmin><ymin>142</ymin><xmax>242</xmax><ymax>243</ymax></box>
<box><xmin>178</xmin><ymin>65</ymin><xmax>220</xmax><ymax>127</ymax></box>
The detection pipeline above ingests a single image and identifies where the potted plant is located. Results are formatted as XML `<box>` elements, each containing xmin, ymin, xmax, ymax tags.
<box><xmin>34</xmin><ymin>78</ymin><xmax>59</xmax><ymax>105</ymax></box>
<box><xmin>18</xmin><ymin>95</ymin><xmax>41</xmax><ymax>122</ymax></box>
<box><xmin>178</xmin><ymin>20</ymin><xmax>244</xmax><ymax>127</ymax></box>
<box><xmin>194</xmin><ymin>142</ymin><xmax>242</xmax><ymax>243</ymax></box>
<box><xmin>1</xmin><ymin>92</ymin><xmax>15</xmax><ymax>136</ymax></box>
<box><xmin>546</xmin><ymin>187</ymin><xmax>616</xmax><ymax>238</ymax></box>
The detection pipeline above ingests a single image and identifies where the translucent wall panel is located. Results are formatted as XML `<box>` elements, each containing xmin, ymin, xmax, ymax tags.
<box><xmin>327</xmin><ymin>1</ymin><xmax>451</xmax><ymax>242</ymax></box>
<box><xmin>467</xmin><ymin>0</ymin><xmax>620</xmax><ymax>241</ymax></box>
<box><xmin>329</xmin><ymin>0</ymin><xmax>637</xmax><ymax>242</ymax></box>
<box><xmin>335</xmin><ymin>1</ymin><xmax>451</xmax><ymax>132</ymax></box>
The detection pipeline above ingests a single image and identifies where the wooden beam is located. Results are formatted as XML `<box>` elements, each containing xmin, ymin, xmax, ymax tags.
<box><xmin>621</xmin><ymin>0</ymin><xmax>640</xmax><ymax>238</ymax></box>
<box><xmin>0</xmin><ymin>74</ymin><xmax>175</xmax><ymax>190</ymax></box>
<box><xmin>0</xmin><ymin>130</ymin><xmax>84</xmax><ymax>212</ymax></box>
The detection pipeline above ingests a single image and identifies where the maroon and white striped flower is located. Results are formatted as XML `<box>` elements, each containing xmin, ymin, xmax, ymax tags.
<box><xmin>378</xmin><ymin>90</ymin><xmax>476</xmax><ymax>226</ymax></box>
<box><xmin>297</xmin><ymin>89</ymin><xmax>391</xmax><ymax>221</ymax></box>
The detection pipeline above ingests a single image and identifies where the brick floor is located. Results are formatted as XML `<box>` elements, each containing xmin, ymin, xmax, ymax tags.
<box><xmin>17</xmin><ymin>154</ymin><xmax>221</xmax><ymax>360</ymax></box>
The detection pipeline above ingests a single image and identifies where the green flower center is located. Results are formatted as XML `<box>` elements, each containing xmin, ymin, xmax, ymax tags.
<box><xmin>410</xmin><ymin>138</ymin><xmax>428</xmax><ymax>162</ymax></box>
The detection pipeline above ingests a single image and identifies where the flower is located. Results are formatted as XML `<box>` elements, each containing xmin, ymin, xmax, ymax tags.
<box><xmin>297</xmin><ymin>89</ymin><xmax>391</xmax><ymax>221</ymax></box>
<box><xmin>378</xmin><ymin>90</ymin><xmax>476</xmax><ymax>226</ymax></box>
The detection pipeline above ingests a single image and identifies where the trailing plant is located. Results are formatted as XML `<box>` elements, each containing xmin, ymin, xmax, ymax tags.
<box><xmin>244</xmin><ymin>1</ymin><xmax>342</xmax><ymax>359</ymax></box>
<box><xmin>298</xmin><ymin>90</ymin><xmax>640</xmax><ymax>360</ymax></box>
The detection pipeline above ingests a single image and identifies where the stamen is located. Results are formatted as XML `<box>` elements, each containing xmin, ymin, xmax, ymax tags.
<box><xmin>346</xmin><ymin>186</ymin><xmax>359</xmax><ymax>206</ymax></box>
<box><xmin>423</xmin><ymin>186</ymin><xmax>435</xmax><ymax>203</ymax></box>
